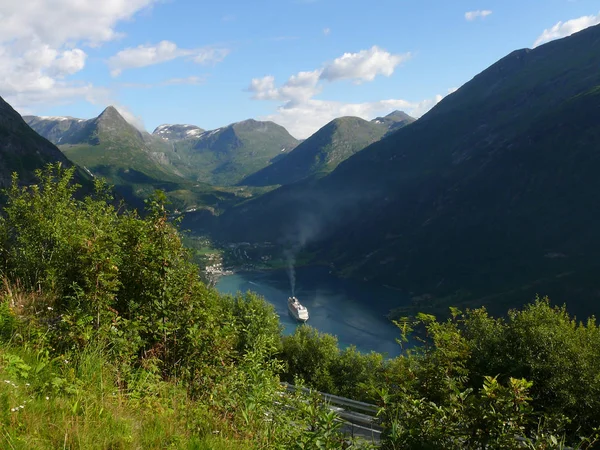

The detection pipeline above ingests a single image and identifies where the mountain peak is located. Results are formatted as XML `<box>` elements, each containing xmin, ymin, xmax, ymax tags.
<box><xmin>370</xmin><ymin>111</ymin><xmax>416</xmax><ymax>131</ymax></box>
<box><xmin>385</xmin><ymin>110</ymin><xmax>414</xmax><ymax>121</ymax></box>
<box><xmin>98</xmin><ymin>106</ymin><xmax>123</xmax><ymax>121</ymax></box>
<box><xmin>93</xmin><ymin>106</ymin><xmax>139</xmax><ymax>137</ymax></box>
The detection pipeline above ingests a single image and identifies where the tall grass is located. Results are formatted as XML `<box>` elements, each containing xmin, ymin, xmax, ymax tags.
<box><xmin>0</xmin><ymin>342</ymin><xmax>255</xmax><ymax>449</ymax></box>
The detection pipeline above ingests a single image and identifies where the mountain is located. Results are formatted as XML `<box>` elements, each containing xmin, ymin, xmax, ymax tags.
<box><xmin>153</xmin><ymin>124</ymin><xmax>205</xmax><ymax>141</ymax></box>
<box><xmin>0</xmin><ymin>96</ymin><xmax>80</xmax><ymax>188</ymax></box>
<box><xmin>240</xmin><ymin>115</ymin><xmax>413</xmax><ymax>187</ymax></box>
<box><xmin>371</xmin><ymin>110</ymin><xmax>416</xmax><ymax>134</ymax></box>
<box><xmin>27</xmin><ymin>106</ymin><xmax>183</xmax><ymax>186</ymax></box>
<box><xmin>216</xmin><ymin>24</ymin><xmax>600</xmax><ymax>317</ymax></box>
<box><xmin>168</xmin><ymin>119</ymin><xmax>300</xmax><ymax>186</ymax></box>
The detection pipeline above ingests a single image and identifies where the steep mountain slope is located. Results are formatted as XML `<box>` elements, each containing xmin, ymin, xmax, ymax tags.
<box><xmin>240</xmin><ymin>115</ymin><xmax>408</xmax><ymax>187</ymax></box>
<box><xmin>0</xmin><ymin>96</ymin><xmax>79</xmax><ymax>188</ymax></box>
<box><xmin>216</xmin><ymin>24</ymin><xmax>600</xmax><ymax>316</ymax></box>
<box><xmin>153</xmin><ymin>124</ymin><xmax>205</xmax><ymax>141</ymax></box>
<box><xmin>169</xmin><ymin>119</ymin><xmax>300</xmax><ymax>186</ymax></box>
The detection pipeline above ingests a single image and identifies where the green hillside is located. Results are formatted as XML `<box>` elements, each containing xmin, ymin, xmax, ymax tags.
<box><xmin>167</xmin><ymin>119</ymin><xmax>299</xmax><ymax>186</ymax></box>
<box><xmin>240</xmin><ymin>116</ymin><xmax>395</xmax><ymax>187</ymax></box>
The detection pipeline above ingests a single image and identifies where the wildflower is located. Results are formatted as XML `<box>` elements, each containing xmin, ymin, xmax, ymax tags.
<box><xmin>10</xmin><ymin>408</ymin><xmax>16</xmax><ymax>412</ymax></box>
<box><xmin>45</xmin><ymin>396</ymin><xmax>49</xmax><ymax>400</ymax></box>
<box><xmin>47</xmin><ymin>306</ymin><xmax>53</xmax><ymax>311</ymax></box>
<box><xmin>4</xmin><ymin>380</ymin><xmax>11</xmax><ymax>384</ymax></box>
<box><xmin>25</xmin><ymin>383</ymin><xmax>30</xmax><ymax>386</ymax></box>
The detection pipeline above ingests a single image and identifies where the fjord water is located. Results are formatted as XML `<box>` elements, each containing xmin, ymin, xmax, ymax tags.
<box><xmin>216</xmin><ymin>266</ymin><xmax>407</xmax><ymax>357</ymax></box>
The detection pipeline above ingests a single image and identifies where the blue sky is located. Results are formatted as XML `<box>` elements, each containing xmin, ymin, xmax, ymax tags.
<box><xmin>1</xmin><ymin>0</ymin><xmax>599</xmax><ymax>138</ymax></box>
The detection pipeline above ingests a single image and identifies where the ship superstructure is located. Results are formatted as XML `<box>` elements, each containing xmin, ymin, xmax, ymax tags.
<box><xmin>288</xmin><ymin>296</ymin><xmax>309</xmax><ymax>322</ymax></box>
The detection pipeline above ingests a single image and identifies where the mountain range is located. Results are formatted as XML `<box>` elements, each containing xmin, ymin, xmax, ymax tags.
<box><xmin>214</xmin><ymin>23</ymin><xmax>600</xmax><ymax>317</ymax></box>
<box><xmin>23</xmin><ymin>107</ymin><xmax>250</xmax><ymax>213</ymax></box>
<box><xmin>26</xmin><ymin>111</ymin><xmax>302</xmax><ymax>188</ymax></box>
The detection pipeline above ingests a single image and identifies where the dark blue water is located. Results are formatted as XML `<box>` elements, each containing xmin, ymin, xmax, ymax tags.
<box><xmin>216</xmin><ymin>266</ymin><xmax>409</xmax><ymax>357</ymax></box>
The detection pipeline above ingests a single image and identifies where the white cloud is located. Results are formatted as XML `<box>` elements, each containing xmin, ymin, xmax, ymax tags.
<box><xmin>249</xmin><ymin>46</ymin><xmax>408</xmax><ymax>110</ymax></box>
<box><xmin>248</xmin><ymin>46</ymin><xmax>450</xmax><ymax>138</ymax></box>
<box><xmin>113</xmin><ymin>104</ymin><xmax>146</xmax><ymax>131</ymax></box>
<box><xmin>465</xmin><ymin>10</ymin><xmax>493</xmax><ymax>21</ymax></box>
<box><xmin>249</xmin><ymin>71</ymin><xmax>321</xmax><ymax>105</ymax></box>
<box><xmin>162</xmin><ymin>76</ymin><xmax>205</xmax><ymax>86</ymax></box>
<box><xmin>323</xmin><ymin>27</ymin><xmax>331</xmax><ymax>36</ymax></box>
<box><xmin>0</xmin><ymin>0</ymin><xmax>157</xmax><ymax>47</ymax></box>
<box><xmin>51</xmin><ymin>49</ymin><xmax>88</xmax><ymax>77</ymax></box>
<box><xmin>108</xmin><ymin>41</ymin><xmax>229</xmax><ymax>77</ymax></box>
<box><xmin>320</xmin><ymin>46</ymin><xmax>411</xmax><ymax>83</ymax></box>
<box><xmin>191</xmin><ymin>48</ymin><xmax>230</xmax><ymax>65</ymax></box>
<box><xmin>533</xmin><ymin>12</ymin><xmax>600</xmax><ymax>47</ymax></box>
<box><xmin>0</xmin><ymin>0</ymin><xmax>156</xmax><ymax>112</ymax></box>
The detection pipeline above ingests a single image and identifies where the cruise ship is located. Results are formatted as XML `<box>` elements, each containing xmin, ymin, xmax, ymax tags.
<box><xmin>288</xmin><ymin>296</ymin><xmax>309</xmax><ymax>322</ymax></box>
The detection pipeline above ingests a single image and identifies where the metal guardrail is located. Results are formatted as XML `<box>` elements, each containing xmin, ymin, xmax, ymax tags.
<box><xmin>281</xmin><ymin>383</ymin><xmax>378</xmax><ymax>414</ymax></box>
<box><xmin>281</xmin><ymin>383</ymin><xmax>382</xmax><ymax>443</ymax></box>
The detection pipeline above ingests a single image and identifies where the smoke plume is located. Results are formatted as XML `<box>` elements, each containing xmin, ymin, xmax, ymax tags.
<box><xmin>285</xmin><ymin>249</ymin><xmax>296</xmax><ymax>296</ymax></box>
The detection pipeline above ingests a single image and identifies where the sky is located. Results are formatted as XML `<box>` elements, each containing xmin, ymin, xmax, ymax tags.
<box><xmin>1</xmin><ymin>0</ymin><xmax>599</xmax><ymax>139</ymax></box>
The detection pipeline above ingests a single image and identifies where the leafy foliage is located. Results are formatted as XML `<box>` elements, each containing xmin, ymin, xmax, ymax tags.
<box><xmin>377</xmin><ymin>300</ymin><xmax>600</xmax><ymax>449</ymax></box>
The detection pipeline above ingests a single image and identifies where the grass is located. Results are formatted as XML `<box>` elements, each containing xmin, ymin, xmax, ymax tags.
<box><xmin>0</xmin><ymin>345</ymin><xmax>255</xmax><ymax>450</ymax></box>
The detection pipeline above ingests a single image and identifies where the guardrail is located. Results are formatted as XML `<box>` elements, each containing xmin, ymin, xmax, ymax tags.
<box><xmin>281</xmin><ymin>382</ymin><xmax>382</xmax><ymax>443</ymax></box>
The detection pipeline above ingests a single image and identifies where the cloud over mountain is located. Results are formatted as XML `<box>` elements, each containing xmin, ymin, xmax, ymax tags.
<box><xmin>248</xmin><ymin>46</ymin><xmax>449</xmax><ymax>138</ymax></box>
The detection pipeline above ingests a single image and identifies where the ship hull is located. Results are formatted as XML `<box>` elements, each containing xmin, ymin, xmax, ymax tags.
<box><xmin>288</xmin><ymin>307</ymin><xmax>309</xmax><ymax>322</ymax></box>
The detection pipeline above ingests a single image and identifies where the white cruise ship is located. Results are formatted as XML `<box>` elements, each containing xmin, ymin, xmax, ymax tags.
<box><xmin>288</xmin><ymin>297</ymin><xmax>309</xmax><ymax>322</ymax></box>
